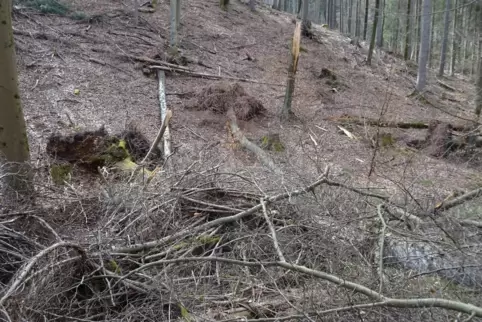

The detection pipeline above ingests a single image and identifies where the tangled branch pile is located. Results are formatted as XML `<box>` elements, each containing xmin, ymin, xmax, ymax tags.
<box><xmin>1</xmin><ymin>163</ymin><xmax>482</xmax><ymax>321</ymax></box>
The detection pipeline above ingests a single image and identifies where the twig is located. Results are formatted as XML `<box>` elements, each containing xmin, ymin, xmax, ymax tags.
<box><xmin>112</xmin><ymin>166</ymin><xmax>330</xmax><ymax>253</ymax></box>
<box><xmin>0</xmin><ymin>242</ymin><xmax>86</xmax><ymax>307</ymax></box>
<box><xmin>261</xmin><ymin>198</ymin><xmax>286</xmax><ymax>262</ymax></box>
<box><xmin>149</xmin><ymin>65</ymin><xmax>285</xmax><ymax>86</ymax></box>
<box><xmin>463</xmin><ymin>312</ymin><xmax>476</xmax><ymax>322</ymax></box>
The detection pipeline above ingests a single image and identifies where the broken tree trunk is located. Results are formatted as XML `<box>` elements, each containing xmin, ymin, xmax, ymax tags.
<box><xmin>281</xmin><ymin>21</ymin><xmax>301</xmax><ymax>120</ymax></box>
<box><xmin>227</xmin><ymin>108</ymin><xmax>282</xmax><ymax>174</ymax></box>
<box><xmin>158</xmin><ymin>71</ymin><xmax>172</xmax><ymax>169</ymax></box>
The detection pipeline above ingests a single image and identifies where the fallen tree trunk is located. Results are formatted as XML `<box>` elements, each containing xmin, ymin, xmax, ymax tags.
<box><xmin>227</xmin><ymin>107</ymin><xmax>282</xmax><ymax>174</ymax></box>
<box><xmin>326</xmin><ymin>114</ymin><xmax>430</xmax><ymax>129</ymax></box>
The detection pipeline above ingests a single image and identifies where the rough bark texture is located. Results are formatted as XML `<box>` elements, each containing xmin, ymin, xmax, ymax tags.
<box><xmin>363</xmin><ymin>0</ymin><xmax>369</xmax><ymax>39</ymax></box>
<box><xmin>169</xmin><ymin>0</ymin><xmax>180</xmax><ymax>49</ymax></box>
<box><xmin>367</xmin><ymin>0</ymin><xmax>380</xmax><ymax>65</ymax></box>
<box><xmin>450</xmin><ymin>0</ymin><xmax>458</xmax><ymax>75</ymax></box>
<box><xmin>0</xmin><ymin>0</ymin><xmax>32</xmax><ymax>195</ymax></box>
<box><xmin>375</xmin><ymin>0</ymin><xmax>383</xmax><ymax>47</ymax></box>
<box><xmin>404</xmin><ymin>0</ymin><xmax>411</xmax><ymax>60</ymax></box>
<box><xmin>415</xmin><ymin>0</ymin><xmax>431</xmax><ymax>91</ymax></box>
<box><xmin>438</xmin><ymin>0</ymin><xmax>451</xmax><ymax>76</ymax></box>
<box><xmin>475</xmin><ymin>0</ymin><xmax>482</xmax><ymax>117</ymax></box>
<box><xmin>281</xmin><ymin>22</ymin><xmax>301</xmax><ymax>120</ymax></box>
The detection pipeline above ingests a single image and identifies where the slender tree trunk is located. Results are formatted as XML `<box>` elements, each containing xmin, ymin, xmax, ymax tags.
<box><xmin>438</xmin><ymin>0</ymin><xmax>451</xmax><ymax>76</ymax></box>
<box><xmin>340</xmin><ymin>0</ymin><xmax>344</xmax><ymax>33</ymax></box>
<box><xmin>462</xmin><ymin>1</ymin><xmax>470</xmax><ymax>75</ymax></box>
<box><xmin>367</xmin><ymin>0</ymin><xmax>380</xmax><ymax>64</ymax></box>
<box><xmin>450</xmin><ymin>0</ymin><xmax>458</xmax><ymax>75</ymax></box>
<box><xmin>394</xmin><ymin>0</ymin><xmax>401</xmax><ymax>53</ymax></box>
<box><xmin>302</xmin><ymin>0</ymin><xmax>309</xmax><ymax>23</ymax></box>
<box><xmin>413</xmin><ymin>0</ymin><xmax>422</xmax><ymax>61</ymax></box>
<box><xmin>348</xmin><ymin>0</ymin><xmax>353</xmax><ymax>35</ymax></box>
<box><xmin>333</xmin><ymin>0</ymin><xmax>337</xmax><ymax>28</ymax></box>
<box><xmin>314</xmin><ymin>0</ymin><xmax>322</xmax><ymax>23</ymax></box>
<box><xmin>404</xmin><ymin>0</ymin><xmax>412</xmax><ymax>60</ymax></box>
<box><xmin>355</xmin><ymin>0</ymin><xmax>360</xmax><ymax>39</ymax></box>
<box><xmin>376</xmin><ymin>0</ymin><xmax>383</xmax><ymax>47</ymax></box>
<box><xmin>363</xmin><ymin>0</ymin><xmax>369</xmax><ymax>39</ymax></box>
<box><xmin>0</xmin><ymin>0</ymin><xmax>32</xmax><ymax>196</ymax></box>
<box><xmin>170</xmin><ymin>0</ymin><xmax>180</xmax><ymax>51</ymax></box>
<box><xmin>416</xmin><ymin>0</ymin><xmax>432</xmax><ymax>91</ymax></box>
<box><xmin>475</xmin><ymin>0</ymin><xmax>482</xmax><ymax>117</ymax></box>
<box><xmin>429</xmin><ymin>0</ymin><xmax>435</xmax><ymax>68</ymax></box>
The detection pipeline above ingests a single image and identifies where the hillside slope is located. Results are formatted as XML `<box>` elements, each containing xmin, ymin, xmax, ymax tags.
<box><xmin>4</xmin><ymin>0</ymin><xmax>482</xmax><ymax>320</ymax></box>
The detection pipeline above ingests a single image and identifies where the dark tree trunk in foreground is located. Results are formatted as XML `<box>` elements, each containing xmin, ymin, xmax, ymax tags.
<box><xmin>0</xmin><ymin>0</ymin><xmax>32</xmax><ymax>197</ymax></box>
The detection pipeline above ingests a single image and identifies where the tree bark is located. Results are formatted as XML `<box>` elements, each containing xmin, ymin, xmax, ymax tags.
<box><xmin>348</xmin><ymin>0</ymin><xmax>353</xmax><ymax>35</ymax></box>
<box><xmin>363</xmin><ymin>0</ymin><xmax>369</xmax><ymax>39</ymax></box>
<box><xmin>281</xmin><ymin>22</ymin><xmax>301</xmax><ymax>120</ymax></box>
<box><xmin>475</xmin><ymin>0</ymin><xmax>482</xmax><ymax>117</ymax></box>
<box><xmin>415</xmin><ymin>0</ymin><xmax>432</xmax><ymax>91</ymax></box>
<box><xmin>367</xmin><ymin>0</ymin><xmax>379</xmax><ymax>64</ymax></box>
<box><xmin>375</xmin><ymin>0</ymin><xmax>383</xmax><ymax>47</ymax></box>
<box><xmin>438</xmin><ymin>0</ymin><xmax>451</xmax><ymax>76</ymax></box>
<box><xmin>0</xmin><ymin>0</ymin><xmax>32</xmax><ymax>196</ymax></box>
<box><xmin>450</xmin><ymin>0</ymin><xmax>458</xmax><ymax>75</ymax></box>
<box><xmin>404</xmin><ymin>0</ymin><xmax>412</xmax><ymax>60</ymax></box>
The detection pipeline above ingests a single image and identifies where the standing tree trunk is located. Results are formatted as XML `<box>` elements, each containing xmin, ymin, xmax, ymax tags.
<box><xmin>279</xmin><ymin>0</ymin><xmax>285</xmax><ymax>11</ymax></box>
<box><xmin>393</xmin><ymin>0</ymin><xmax>401</xmax><ymax>53</ymax></box>
<box><xmin>375</xmin><ymin>0</ymin><xmax>383</xmax><ymax>47</ymax></box>
<box><xmin>367</xmin><ymin>0</ymin><xmax>380</xmax><ymax>64</ymax></box>
<box><xmin>474</xmin><ymin>0</ymin><xmax>482</xmax><ymax>117</ymax></box>
<box><xmin>301</xmin><ymin>0</ymin><xmax>310</xmax><ymax>29</ymax></box>
<box><xmin>170</xmin><ymin>0</ymin><xmax>181</xmax><ymax>52</ymax></box>
<box><xmin>404</xmin><ymin>0</ymin><xmax>412</xmax><ymax>60</ymax></box>
<box><xmin>348</xmin><ymin>0</ymin><xmax>353</xmax><ymax>35</ymax></box>
<box><xmin>450</xmin><ymin>0</ymin><xmax>458</xmax><ymax>75</ymax></box>
<box><xmin>355</xmin><ymin>0</ymin><xmax>360</xmax><ymax>39</ymax></box>
<box><xmin>461</xmin><ymin>0</ymin><xmax>470</xmax><ymax>75</ymax></box>
<box><xmin>363</xmin><ymin>0</ymin><xmax>369</xmax><ymax>39</ymax></box>
<box><xmin>340</xmin><ymin>0</ymin><xmax>344</xmax><ymax>33</ymax></box>
<box><xmin>413</xmin><ymin>0</ymin><xmax>422</xmax><ymax>61</ymax></box>
<box><xmin>314</xmin><ymin>0</ymin><xmax>322</xmax><ymax>23</ymax></box>
<box><xmin>429</xmin><ymin>0</ymin><xmax>435</xmax><ymax>68</ymax></box>
<box><xmin>281</xmin><ymin>22</ymin><xmax>301</xmax><ymax>120</ymax></box>
<box><xmin>0</xmin><ymin>0</ymin><xmax>32</xmax><ymax>196</ymax></box>
<box><xmin>438</xmin><ymin>0</ymin><xmax>451</xmax><ymax>76</ymax></box>
<box><xmin>415</xmin><ymin>0</ymin><xmax>432</xmax><ymax>91</ymax></box>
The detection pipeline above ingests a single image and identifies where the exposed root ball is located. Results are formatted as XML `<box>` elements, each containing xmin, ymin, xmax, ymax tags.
<box><xmin>186</xmin><ymin>82</ymin><xmax>266</xmax><ymax>121</ymax></box>
<box><xmin>120</xmin><ymin>123</ymin><xmax>161</xmax><ymax>165</ymax></box>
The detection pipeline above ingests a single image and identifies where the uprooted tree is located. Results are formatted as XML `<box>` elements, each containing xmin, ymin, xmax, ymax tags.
<box><xmin>0</xmin><ymin>0</ymin><xmax>32</xmax><ymax>197</ymax></box>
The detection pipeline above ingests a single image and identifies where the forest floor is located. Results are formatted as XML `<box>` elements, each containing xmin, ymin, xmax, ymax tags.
<box><xmin>5</xmin><ymin>0</ymin><xmax>482</xmax><ymax>320</ymax></box>
<box><xmin>14</xmin><ymin>0</ymin><xmax>481</xmax><ymax>206</ymax></box>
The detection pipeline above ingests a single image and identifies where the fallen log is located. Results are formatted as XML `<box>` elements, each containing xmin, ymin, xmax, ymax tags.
<box><xmin>226</xmin><ymin>108</ymin><xmax>282</xmax><ymax>174</ymax></box>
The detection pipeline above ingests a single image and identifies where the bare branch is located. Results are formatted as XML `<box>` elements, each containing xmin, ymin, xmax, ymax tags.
<box><xmin>110</xmin><ymin>256</ymin><xmax>482</xmax><ymax>317</ymax></box>
<box><xmin>261</xmin><ymin>198</ymin><xmax>286</xmax><ymax>262</ymax></box>
<box><xmin>0</xmin><ymin>242</ymin><xmax>86</xmax><ymax>307</ymax></box>
<box><xmin>112</xmin><ymin>167</ymin><xmax>330</xmax><ymax>253</ymax></box>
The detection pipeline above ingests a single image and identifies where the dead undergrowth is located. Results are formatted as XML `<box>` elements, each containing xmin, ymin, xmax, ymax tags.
<box><xmin>2</xmin><ymin>0</ymin><xmax>482</xmax><ymax>320</ymax></box>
